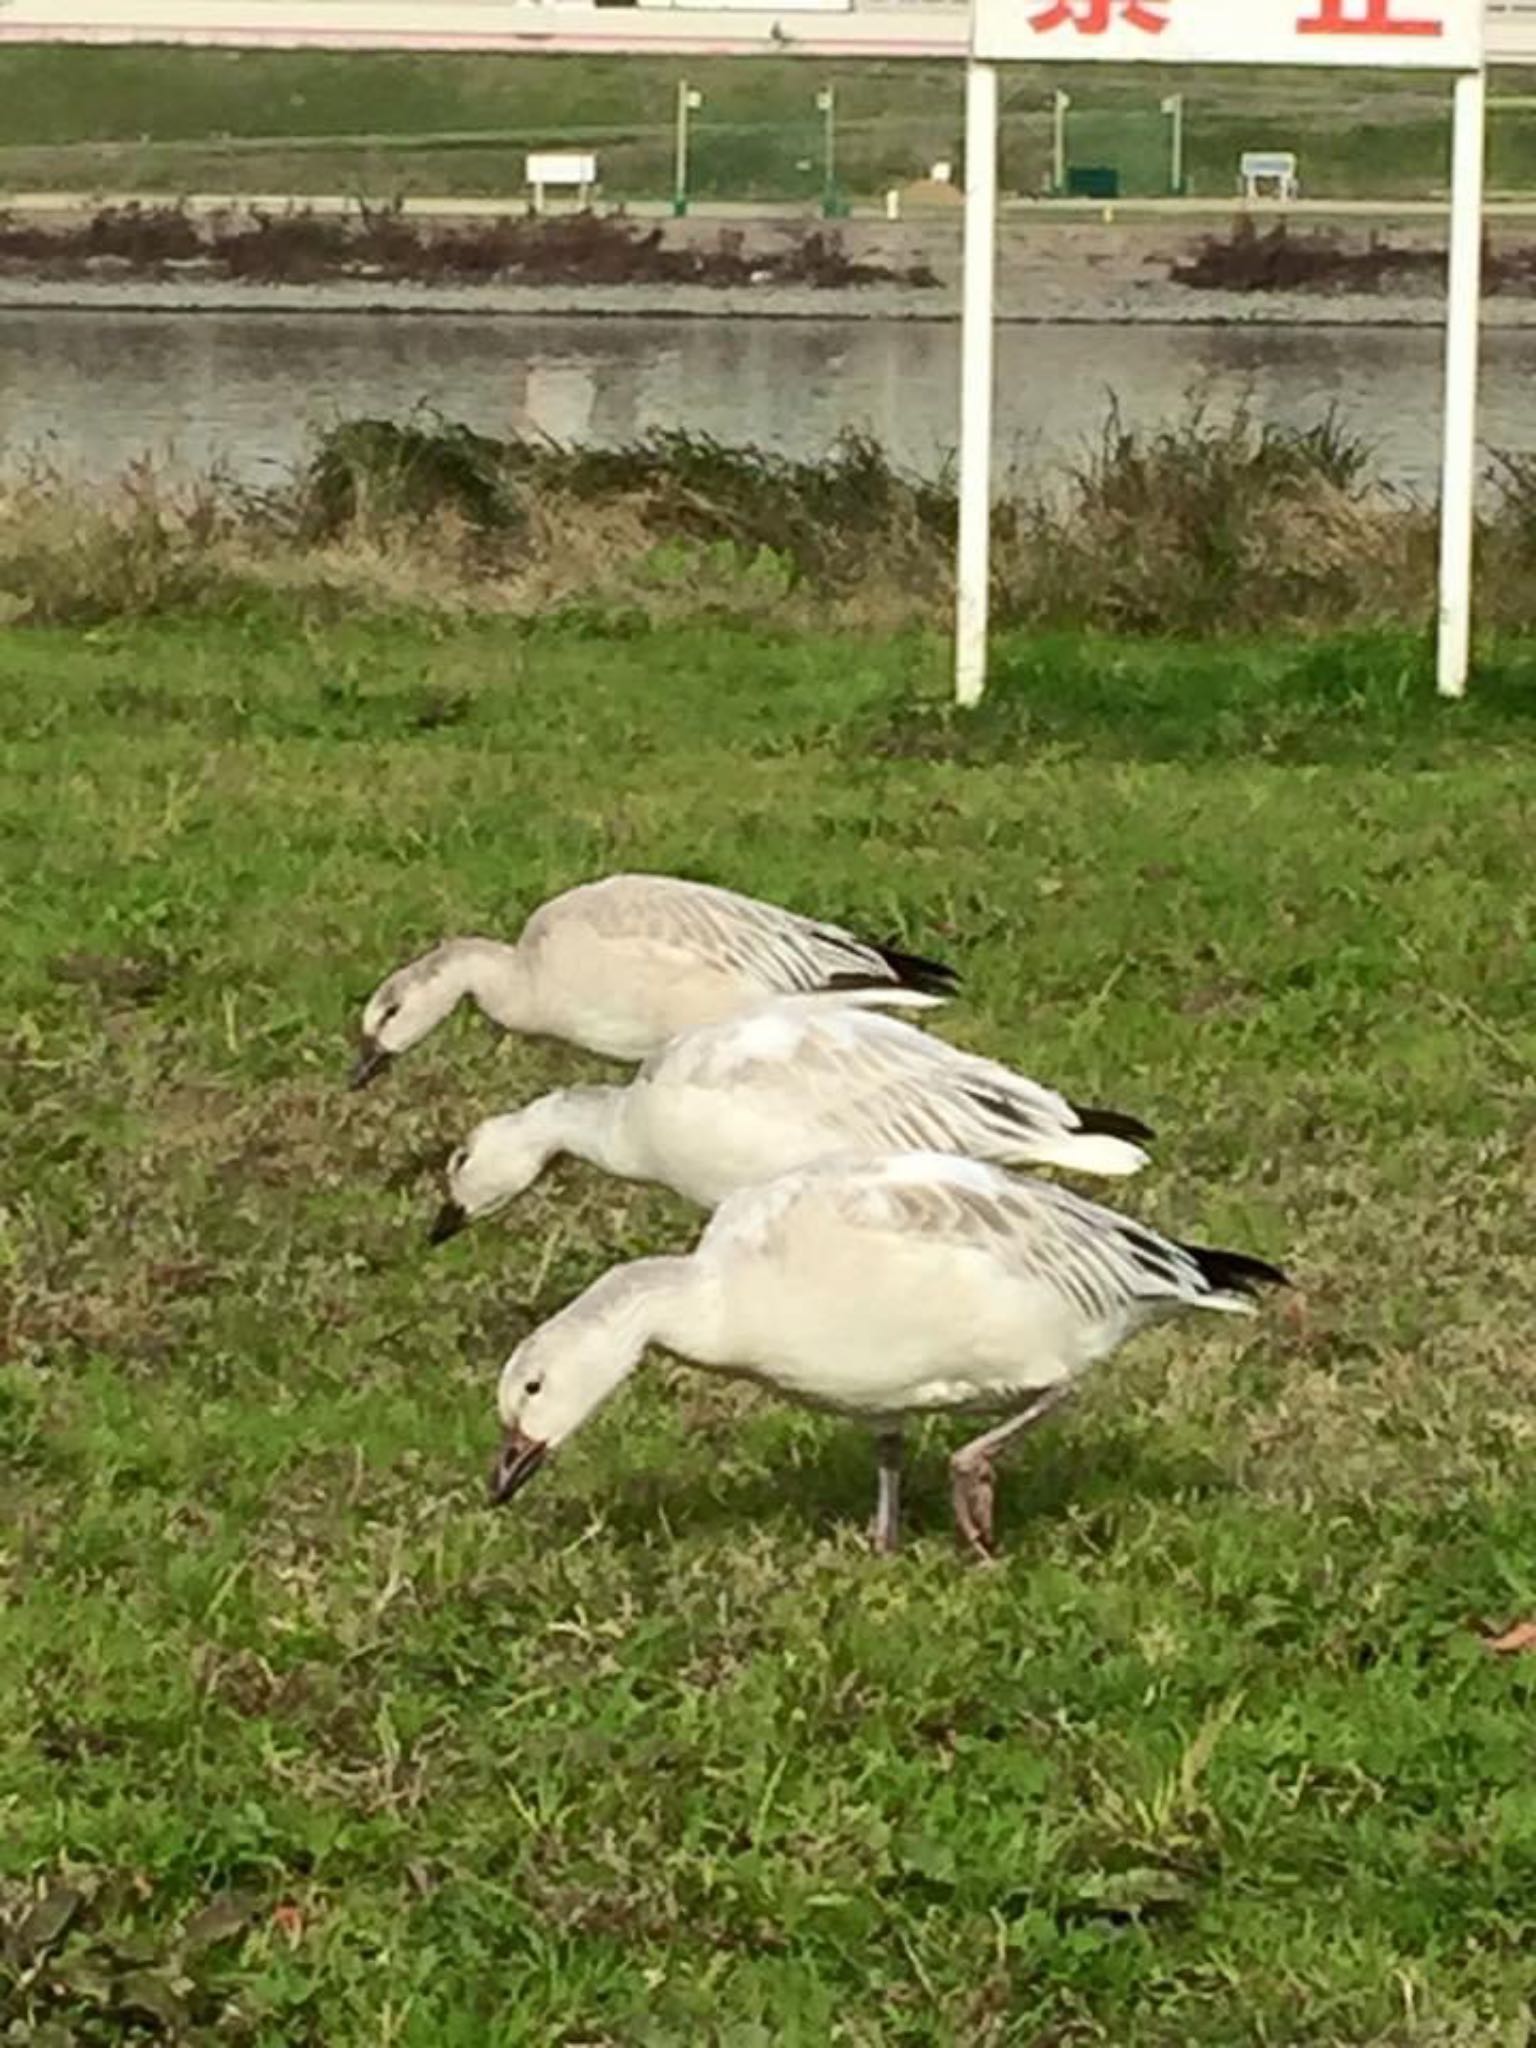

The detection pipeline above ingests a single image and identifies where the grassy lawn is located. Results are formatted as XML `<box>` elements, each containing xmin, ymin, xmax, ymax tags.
<box><xmin>5</xmin><ymin>610</ymin><xmax>1536</xmax><ymax>2041</ymax></box>
<box><xmin>3</xmin><ymin>46</ymin><xmax>1536</xmax><ymax>200</ymax></box>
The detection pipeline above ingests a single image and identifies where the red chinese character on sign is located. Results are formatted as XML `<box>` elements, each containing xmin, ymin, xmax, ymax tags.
<box><xmin>1297</xmin><ymin>0</ymin><xmax>1441</xmax><ymax>35</ymax></box>
<box><xmin>1030</xmin><ymin>0</ymin><xmax>1169</xmax><ymax>35</ymax></box>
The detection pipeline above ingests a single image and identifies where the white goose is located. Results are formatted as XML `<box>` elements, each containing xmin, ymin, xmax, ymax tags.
<box><xmin>351</xmin><ymin>872</ymin><xmax>955</xmax><ymax>1086</ymax></box>
<box><xmin>487</xmin><ymin>1152</ymin><xmax>1287</xmax><ymax>1558</ymax></box>
<box><xmin>430</xmin><ymin>1000</ymin><xmax>1152</xmax><ymax>1241</ymax></box>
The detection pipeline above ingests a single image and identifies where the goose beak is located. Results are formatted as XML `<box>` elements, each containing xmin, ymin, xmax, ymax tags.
<box><xmin>428</xmin><ymin>1199</ymin><xmax>467</xmax><ymax>1246</ymax></box>
<box><xmin>349</xmin><ymin>1037</ymin><xmax>392</xmax><ymax>1090</ymax></box>
<box><xmin>489</xmin><ymin>1428</ymin><xmax>547</xmax><ymax>1506</ymax></box>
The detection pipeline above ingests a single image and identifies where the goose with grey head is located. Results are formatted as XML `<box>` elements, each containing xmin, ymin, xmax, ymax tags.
<box><xmin>351</xmin><ymin>872</ymin><xmax>956</xmax><ymax>1087</ymax></box>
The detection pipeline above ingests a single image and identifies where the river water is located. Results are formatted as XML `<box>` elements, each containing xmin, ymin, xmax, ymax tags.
<box><xmin>4</xmin><ymin>307</ymin><xmax>1535</xmax><ymax>494</ymax></box>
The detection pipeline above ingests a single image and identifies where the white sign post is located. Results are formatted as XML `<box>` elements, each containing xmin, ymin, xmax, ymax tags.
<box><xmin>1437</xmin><ymin>63</ymin><xmax>1488</xmax><ymax>697</ymax></box>
<box><xmin>957</xmin><ymin>0</ymin><xmax>1487</xmax><ymax>707</ymax></box>
<box><xmin>956</xmin><ymin>60</ymin><xmax>1001</xmax><ymax>711</ymax></box>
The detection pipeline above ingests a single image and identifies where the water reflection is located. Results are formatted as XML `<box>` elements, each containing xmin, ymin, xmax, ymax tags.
<box><xmin>2</xmin><ymin>306</ymin><xmax>1535</xmax><ymax>493</ymax></box>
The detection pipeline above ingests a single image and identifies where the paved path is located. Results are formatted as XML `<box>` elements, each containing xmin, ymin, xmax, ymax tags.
<box><xmin>10</xmin><ymin>188</ymin><xmax>1536</xmax><ymax>224</ymax></box>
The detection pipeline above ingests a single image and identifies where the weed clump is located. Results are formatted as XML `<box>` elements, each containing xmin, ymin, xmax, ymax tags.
<box><xmin>301</xmin><ymin>417</ymin><xmax>524</xmax><ymax>541</ymax></box>
<box><xmin>997</xmin><ymin>402</ymin><xmax>1409</xmax><ymax>637</ymax></box>
<box><xmin>1172</xmin><ymin>218</ymin><xmax>1536</xmax><ymax>296</ymax></box>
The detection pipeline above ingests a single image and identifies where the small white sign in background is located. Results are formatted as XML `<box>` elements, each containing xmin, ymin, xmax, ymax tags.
<box><xmin>525</xmin><ymin>153</ymin><xmax>597</xmax><ymax>188</ymax></box>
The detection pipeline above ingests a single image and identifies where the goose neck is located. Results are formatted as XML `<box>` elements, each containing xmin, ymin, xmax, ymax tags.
<box><xmin>452</xmin><ymin>937</ymin><xmax>535</xmax><ymax>1033</ymax></box>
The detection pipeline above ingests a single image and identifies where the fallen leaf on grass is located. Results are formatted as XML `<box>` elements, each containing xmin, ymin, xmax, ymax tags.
<box><xmin>270</xmin><ymin>1902</ymin><xmax>306</xmax><ymax>1945</ymax></box>
<box><xmin>46</xmin><ymin>1952</ymin><xmax>114</xmax><ymax>2005</ymax></box>
<box><xmin>1060</xmin><ymin>1867</ymin><xmax>1194</xmax><ymax>1923</ymax></box>
<box><xmin>181</xmin><ymin>1892</ymin><xmax>259</xmax><ymax>1955</ymax></box>
<box><xmin>48</xmin><ymin>951</ymin><xmax>174</xmax><ymax>1003</ymax></box>
<box><xmin>117</xmin><ymin>1967</ymin><xmax>190</xmax><ymax>2031</ymax></box>
<box><xmin>1484</xmin><ymin>1620</ymin><xmax>1536</xmax><ymax>1654</ymax></box>
<box><xmin>1276</xmin><ymin>1291</ymin><xmax>1312</xmax><ymax>1338</ymax></box>
<box><xmin>6</xmin><ymin>1885</ymin><xmax>83</xmax><ymax>1967</ymax></box>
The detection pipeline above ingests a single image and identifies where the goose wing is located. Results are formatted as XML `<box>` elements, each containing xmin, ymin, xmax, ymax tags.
<box><xmin>544</xmin><ymin>875</ymin><xmax>957</xmax><ymax>1000</ymax></box>
<box><xmin>860</xmin><ymin>1158</ymin><xmax>1284</xmax><ymax>1319</ymax></box>
<box><xmin>712</xmin><ymin>1154</ymin><xmax>1282</xmax><ymax>1326</ymax></box>
<box><xmin>644</xmin><ymin>1005</ymin><xmax>1148</xmax><ymax>1175</ymax></box>
<box><xmin>796</xmin><ymin>1011</ymin><xmax>1137</xmax><ymax>1162</ymax></box>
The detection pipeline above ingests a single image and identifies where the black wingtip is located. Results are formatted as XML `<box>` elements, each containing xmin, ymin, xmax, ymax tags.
<box><xmin>812</xmin><ymin>922</ymin><xmax>959</xmax><ymax>1000</ymax></box>
<box><xmin>1184</xmin><ymin>1242</ymin><xmax>1291</xmax><ymax>1298</ymax></box>
<box><xmin>871</xmin><ymin>942</ymin><xmax>961</xmax><ymax>998</ymax></box>
<box><xmin>1069</xmin><ymin>1102</ymin><xmax>1156</xmax><ymax>1146</ymax></box>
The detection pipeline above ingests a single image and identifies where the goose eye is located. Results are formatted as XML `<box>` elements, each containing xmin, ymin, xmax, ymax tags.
<box><xmin>525</xmin><ymin>1378</ymin><xmax>543</xmax><ymax>1397</ymax></box>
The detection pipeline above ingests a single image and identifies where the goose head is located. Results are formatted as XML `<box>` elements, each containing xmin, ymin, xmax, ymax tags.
<box><xmin>489</xmin><ymin>1320</ymin><xmax>608</xmax><ymax>1506</ymax></box>
<box><xmin>351</xmin><ymin>943</ymin><xmax>472</xmax><ymax>1089</ymax></box>
<box><xmin>428</xmin><ymin>1113</ymin><xmax>548</xmax><ymax>1244</ymax></box>
<box><xmin>487</xmin><ymin>1260</ymin><xmax>689</xmax><ymax>1507</ymax></box>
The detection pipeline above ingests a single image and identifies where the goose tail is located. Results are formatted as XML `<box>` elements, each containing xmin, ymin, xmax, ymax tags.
<box><xmin>1028</xmin><ymin>1129</ymin><xmax>1151</xmax><ymax>1180</ymax></box>
<box><xmin>1016</xmin><ymin>1099</ymin><xmax>1155</xmax><ymax>1178</ymax></box>
<box><xmin>813</xmin><ymin>985</ymin><xmax>949</xmax><ymax>1016</ymax></box>
<box><xmin>1071</xmin><ymin>1102</ymin><xmax>1155</xmax><ymax>1146</ymax></box>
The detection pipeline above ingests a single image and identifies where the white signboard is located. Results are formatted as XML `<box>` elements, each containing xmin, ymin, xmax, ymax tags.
<box><xmin>974</xmin><ymin>0</ymin><xmax>1483</xmax><ymax>70</ymax></box>
<box><xmin>956</xmin><ymin>0</ymin><xmax>1488</xmax><ymax>708</ymax></box>
<box><xmin>525</xmin><ymin>153</ymin><xmax>597</xmax><ymax>187</ymax></box>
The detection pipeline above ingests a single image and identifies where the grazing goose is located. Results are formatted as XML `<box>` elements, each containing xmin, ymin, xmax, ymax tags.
<box><xmin>351</xmin><ymin>872</ymin><xmax>956</xmax><ymax>1086</ymax></box>
<box><xmin>430</xmin><ymin>1000</ymin><xmax>1152</xmax><ymax>1242</ymax></box>
<box><xmin>487</xmin><ymin>1152</ymin><xmax>1286</xmax><ymax>1559</ymax></box>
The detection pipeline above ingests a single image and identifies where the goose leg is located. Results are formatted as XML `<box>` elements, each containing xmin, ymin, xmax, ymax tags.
<box><xmin>950</xmin><ymin>1385</ymin><xmax>1073</xmax><ymax>1562</ymax></box>
<box><xmin>870</xmin><ymin>1428</ymin><xmax>904</xmax><ymax>1555</ymax></box>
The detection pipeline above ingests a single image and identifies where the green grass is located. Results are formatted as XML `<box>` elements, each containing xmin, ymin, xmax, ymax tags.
<box><xmin>3</xmin><ymin>46</ymin><xmax>1536</xmax><ymax>200</ymax></box>
<box><xmin>5</xmin><ymin>610</ymin><xmax>1536</xmax><ymax>2042</ymax></box>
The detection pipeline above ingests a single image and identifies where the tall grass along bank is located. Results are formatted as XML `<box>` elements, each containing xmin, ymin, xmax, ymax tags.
<box><xmin>5</xmin><ymin>402</ymin><xmax>1536</xmax><ymax>638</ymax></box>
